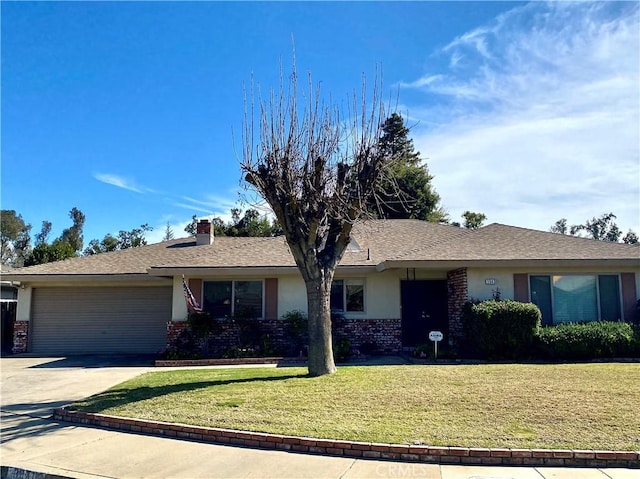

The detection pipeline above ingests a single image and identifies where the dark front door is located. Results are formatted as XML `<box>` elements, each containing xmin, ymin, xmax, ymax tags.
<box><xmin>401</xmin><ymin>280</ymin><xmax>448</xmax><ymax>347</ymax></box>
<box><xmin>1</xmin><ymin>302</ymin><xmax>16</xmax><ymax>356</ymax></box>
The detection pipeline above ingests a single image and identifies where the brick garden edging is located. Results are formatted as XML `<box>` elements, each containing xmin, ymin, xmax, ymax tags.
<box><xmin>53</xmin><ymin>408</ymin><xmax>639</xmax><ymax>468</ymax></box>
<box><xmin>155</xmin><ymin>357</ymin><xmax>305</xmax><ymax>367</ymax></box>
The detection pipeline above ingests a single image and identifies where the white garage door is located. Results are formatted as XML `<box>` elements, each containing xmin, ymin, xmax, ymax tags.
<box><xmin>31</xmin><ymin>286</ymin><xmax>172</xmax><ymax>355</ymax></box>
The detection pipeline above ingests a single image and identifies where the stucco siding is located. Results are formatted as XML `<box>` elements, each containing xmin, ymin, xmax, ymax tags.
<box><xmin>277</xmin><ymin>275</ymin><xmax>307</xmax><ymax>317</ymax></box>
<box><xmin>467</xmin><ymin>269</ymin><xmax>515</xmax><ymax>301</ymax></box>
<box><xmin>172</xmin><ymin>275</ymin><xmax>188</xmax><ymax>321</ymax></box>
<box><xmin>467</xmin><ymin>266</ymin><xmax>640</xmax><ymax>305</ymax></box>
<box><xmin>276</xmin><ymin>271</ymin><xmax>406</xmax><ymax>319</ymax></box>
<box><xmin>361</xmin><ymin>270</ymin><xmax>400</xmax><ymax>319</ymax></box>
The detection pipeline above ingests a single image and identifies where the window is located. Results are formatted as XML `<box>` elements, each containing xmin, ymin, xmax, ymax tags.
<box><xmin>330</xmin><ymin>279</ymin><xmax>365</xmax><ymax>312</ymax></box>
<box><xmin>529</xmin><ymin>275</ymin><xmax>621</xmax><ymax>326</ymax></box>
<box><xmin>203</xmin><ymin>280</ymin><xmax>263</xmax><ymax>318</ymax></box>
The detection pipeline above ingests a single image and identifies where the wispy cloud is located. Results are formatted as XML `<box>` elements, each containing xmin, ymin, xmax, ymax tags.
<box><xmin>401</xmin><ymin>2</ymin><xmax>639</xmax><ymax>232</ymax></box>
<box><xmin>93</xmin><ymin>173</ymin><xmax>146</xmax><ymax>193</ymax></box>
<box><xmin>174</xmin><ymin>194</ymin><xmax>239</xmax><ymax>215</ymax></box>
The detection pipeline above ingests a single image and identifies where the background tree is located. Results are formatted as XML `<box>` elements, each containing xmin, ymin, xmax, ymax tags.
<box><xmin>228</xmin><ymin>209</ymin><xmax>277</xmax><ymax>237</ymax></box>
<box><xmin>369</xmin><ymin>113</ymin><xmax>445</xmax><ymax>222</ymax></box>
<box><xmin>462</xmin><ymin>211</ymin><xmax>487</xmax><ymax>229</ymax></box>
<box><xmin>550</xmin><ymin>213</ymin><xmax>638</xmax><ymax>244</ymax></box>
<box><xmin>162</xmin><ymin>222</ymin><xmax>175</xmax><ymax>241</ymax></box>
<box><xmin>570</xmin><ymin>212</ymin><xmax>621</xmax><ymax>242</ymax></box>
<box><xmin>84</xmin><ymin>224</ymin><xmax>153</xmax><ymax>255</ymax></box>
<box><xmin>183</xmin><ymin>209</ymin><xmax>280</xmax><ymax>238</ymax></box>
<box><xmin>241</xmin><ymin>65</ymin><xmax>390</xmax><ymax>376</ymax></box>
<box><xmin>0</xmin><ymin>210</ymin><xmax>31</xmax><ymax>267</ymax></box>
<box><xmin>550</xmin><ymin>218</ymin><xmax>568</xmax><ymax>235</ymax></box>
<box><xmin>622</xmin><ymin>230</ymin><xmax>638</xmax><ymax>245</ymax></box>
<box><xmin>22</xmin><ymin>208</ymin><xmax>84</xmax><ymax>266</ymax></box>
<box><xmin>34</xmin><ymin>221</ymin><xmax>52</xmax><ymax>246</ymax></box>
<box><xmin>84</xmin><ymin>235</ymin><xmax>119</xmax><ymax>255</ymax></box>
<box><xmin>184</xmin><ymin>215</ymin><xmax>198</xmax><ymax>237</ymax></box>
<box><xmin>25</xmin><ymin>240</ymin><xmax>76</xmax><ymax>266</ymax></box>
<box><xmin>117</xmin><ymin>223</ymin><xmax>152</xmax><ymax>249</ymax></box>
<box><xmin>59</xmin><ymin>207</ymin><xmax>85</xmax><ymax>253</ymax></box>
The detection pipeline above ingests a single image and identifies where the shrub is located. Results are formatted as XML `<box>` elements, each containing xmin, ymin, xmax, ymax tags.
<box><xmin>333</xmin><ymin>336</ymin><xmax>352</xmax><ymax>362</ymax></box>
<box><xmin>537</xmin><ymin>321</ymin><xmax>639</xmax><ymax>360</ymax></box>
<box><xmin>159</xmin><ymin>328</ymin><xmax>202</xmax><ymax>360</ymax></box>
<box><xmin>187</xmin><ymin>312</ymin><xmax>219</xmax><ymax>339</ymax></box>
<box><xmin>282</xmin><ymin>310</ymin><xmax>308</xmax><ymax>356</ymax></box>
<box><xmin>358</xmin><ymin>341</ymin><xmax>378</xmax><ymax>355</ymax></box>
<box><xmin>462</xmin><ymin>300</ymin><xmax>541</xmax><ymax>360</ymax></box>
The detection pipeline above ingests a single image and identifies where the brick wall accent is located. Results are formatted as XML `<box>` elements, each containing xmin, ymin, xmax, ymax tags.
<box><xmin>12</xmin><ymin>320</ymin><xmax>29</xmax><ymax>354</ymax></box>
<box><xmin>334</xmin><ymin>318</ymin><xmax>402</xmax><ymax>353</ymax></box>
<box><xmin>447</xmin><ymin>268</ymin><xmax>468</xmax><ymax>346</ymax></box>
<box><xmin>166</xmin><ymin>321</ymin><xmax>187</xmax><ymax>349</ymax></box>
<box><xmin>53</xmin><ymin>408</ymin><xmax>640</xmax><ymax>468</ymax></box>
<box><xmin>166</xmin><ymin>317</ymin><xmax>402</xmax><ymax>356</ymax></box>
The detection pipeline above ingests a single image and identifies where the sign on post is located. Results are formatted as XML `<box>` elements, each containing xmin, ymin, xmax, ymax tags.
<box><xmin>429</xmin><ymin>331</ymin><xmax>443</xmax><ymax>359</ymax></box>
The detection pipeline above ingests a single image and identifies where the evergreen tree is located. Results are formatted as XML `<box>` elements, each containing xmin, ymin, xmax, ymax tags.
<box><xmin>371</xmin><ymin>113</ymin><xmax>445</xmax><ymax>222</ymax></box>
<box><xmin>162</xmin><ymin>222</ymin><xmax>175</xmax><ymax>241</ymax></box>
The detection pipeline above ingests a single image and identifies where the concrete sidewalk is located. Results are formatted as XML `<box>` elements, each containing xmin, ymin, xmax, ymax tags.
<box><xmin>3</xmin><ymin>413</ymin><xmax>639</xmax><ymax>479</ymax></box>
<box><xmin>2</xmin><ymin>356</ymin><xmax>639</xmax><ymax>479</ymax></box>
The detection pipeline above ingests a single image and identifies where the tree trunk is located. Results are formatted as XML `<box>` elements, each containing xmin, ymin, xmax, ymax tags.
<box><xmin>305</xmin><ymin>278</ymin><xmax>337</xmax><ymax>376</ymax></box>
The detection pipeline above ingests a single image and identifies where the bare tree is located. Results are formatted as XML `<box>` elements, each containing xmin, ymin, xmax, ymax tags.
<box><xmin>241</xmin><ymin>63</ymin><xmax>390</xmax><ymax>376</ymax></box>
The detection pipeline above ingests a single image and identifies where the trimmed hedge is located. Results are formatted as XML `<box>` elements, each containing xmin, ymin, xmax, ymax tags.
<box><xmin>537</xmin><ymin>321</ymin><xmax>640</xmax><ymax>360</ymax></box>
<box><xmin>462</xmin><ymin>300</ymin><xmax>541</xmax><ymax>360</ymax></box>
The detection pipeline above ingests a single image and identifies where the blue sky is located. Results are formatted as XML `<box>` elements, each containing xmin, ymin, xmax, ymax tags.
<box><xmin>2</xmin><ymin>1</ymin><xmax>638</xmax><ymax>246</ymax></box>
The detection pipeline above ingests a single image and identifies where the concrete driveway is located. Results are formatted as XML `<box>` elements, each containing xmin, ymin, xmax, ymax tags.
<box><xmin>1</xmin><ymin>355</ymin><xmax>157</xmax><ymax>418</ymax></box>
<box><xmin>1</xmin><ymin>356</ymin><xmax>638</xmax><ymax>479</ymax></box>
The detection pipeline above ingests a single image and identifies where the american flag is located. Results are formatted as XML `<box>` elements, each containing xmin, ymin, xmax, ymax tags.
<box><xmin>182</xmin><ymin>275</ymin><xmax>203</xmax><ymax>313</ymax></box>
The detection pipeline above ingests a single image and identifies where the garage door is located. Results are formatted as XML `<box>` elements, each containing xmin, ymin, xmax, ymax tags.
<box><xmin>31</xmin><ymin>286</ymin><xmax>172</xmax><ymax>355</ymax></box>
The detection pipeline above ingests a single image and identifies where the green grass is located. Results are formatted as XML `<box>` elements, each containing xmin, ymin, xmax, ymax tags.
<box><xmin>70</xmin><ymin>363</ymin><xmax>640</xmax><ymax>451</ymax></box>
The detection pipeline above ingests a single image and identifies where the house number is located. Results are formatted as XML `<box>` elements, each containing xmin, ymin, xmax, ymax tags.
<box><xmin>485</xmin><ymin>279</ymin><xmax>497</xmax><ymax>285</ymax></box>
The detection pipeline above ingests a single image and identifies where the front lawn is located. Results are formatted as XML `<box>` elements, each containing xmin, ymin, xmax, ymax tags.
<box><xmin>70</xmin><ymin>363</ymin><xmax>640</xmax><ymax>451</ymax></box>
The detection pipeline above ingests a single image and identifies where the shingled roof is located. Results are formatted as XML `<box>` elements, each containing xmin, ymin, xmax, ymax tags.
<box><xmin>3</xmin><ymin>220</ymin><xmax>638</xmax><ymax>281</ymax></box>
<box><xmin>380</xmin><ymin>223</ymin><xmax>640</xmax><ymax>263</ymax></box>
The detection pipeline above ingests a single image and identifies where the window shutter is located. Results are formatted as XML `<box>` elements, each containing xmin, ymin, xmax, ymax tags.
<box><xmin>513</xmin><ymin>274</ymin><xmax>529</xmax><ymax>302</ymax></box>
<box><xmin>264</xmin><ymin>278</ymin><xmax>278</xmax><ymax>320</ymax></box>
<box><xmin>620</xmin><ymin>273</ymin><xmax>637</xmax><ymax>322</ymax></box>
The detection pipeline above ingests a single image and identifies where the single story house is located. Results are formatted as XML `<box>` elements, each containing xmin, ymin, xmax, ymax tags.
<box><xmin>3</xmin><ymin>219</ymin><xmax>639</xmax><ymax>355</ymax></box>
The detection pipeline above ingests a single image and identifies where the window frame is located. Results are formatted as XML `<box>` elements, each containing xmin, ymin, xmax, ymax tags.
<box><xmin>202</xmin><ymin>279</ymin><xmax>265</xmax><ymax>319</ymax></box>
<box><xmin>528</xmin><ymin>273</ymin><xmax>623</xmax><ymax>325</ymax></box>
<box><xmin>330</xmin><ymin>278</ymin><xmax>366</xmax><ymax>314</ymax></box>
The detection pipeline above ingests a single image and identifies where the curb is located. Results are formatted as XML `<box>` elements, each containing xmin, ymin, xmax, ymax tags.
<box><xmin>53</xmin><ymin>408</ymin><xmax>640</xmax><ymax>468</ymax></box>
<box><xmin>0</xmin><ymin>465</ymin><xmax>74</xmax><ymax>479</ymax></box>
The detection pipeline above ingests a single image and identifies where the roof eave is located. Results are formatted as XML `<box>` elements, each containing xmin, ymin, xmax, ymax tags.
<box><xmin>147</xmin><ymin>264</ymin><xmax>380</xmax><ymax>277</ymax></box>
<box><xmin>1</xmin><ymin>273</ymin><xmax>171</xmax><ymax>284</ymax></box>
<box><xmin>377</xmin><ymin>258</ymin><xmax>640</xmax><ymax>271</ymax></box>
